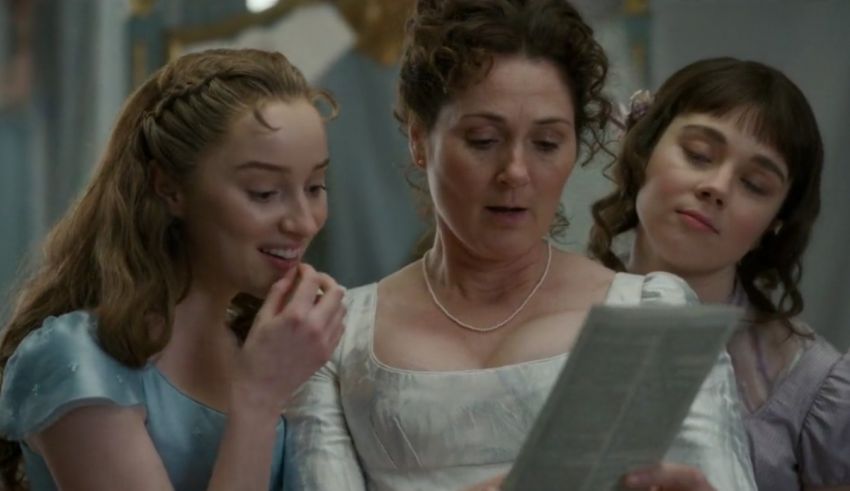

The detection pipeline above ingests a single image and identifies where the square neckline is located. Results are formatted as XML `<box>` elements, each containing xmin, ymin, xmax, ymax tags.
<box><xmin>364</xmin><ymin>272</ymin><xmax>630</xmax><ymax>375</ymax></box>
<box><xmin>148</xmin><ymin>364</ymin><xmax>286</xmax><ymax>428</ymax></box>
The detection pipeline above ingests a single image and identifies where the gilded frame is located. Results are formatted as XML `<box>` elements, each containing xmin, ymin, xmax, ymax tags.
<box><xmin>128</xmin><ymin>0</ymin><xmax>321</xmax><ymax>88</ymax></box>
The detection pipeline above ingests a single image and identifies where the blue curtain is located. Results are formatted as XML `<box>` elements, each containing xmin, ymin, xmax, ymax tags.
<box><xmin>305</xmin><ymin>48</ymin><xmax>424</xmax><ymax>287</ymax></box>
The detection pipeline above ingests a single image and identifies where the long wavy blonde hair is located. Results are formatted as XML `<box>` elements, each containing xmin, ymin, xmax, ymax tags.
<box><xmin>0</xmin><ymin>48</ymin><xmax>333</xmax><ymax>490</ymax></box>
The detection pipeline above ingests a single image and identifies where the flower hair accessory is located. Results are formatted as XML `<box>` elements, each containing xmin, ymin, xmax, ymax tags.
<box><xmin>627</xmin><ymin>89</ymin><xmax>653</xmax><ymax>122</ymax></box>
<box><xmin>612</xmin><ymin>89</ymin><xmax>654</xmax><ymax>136</ymax></box>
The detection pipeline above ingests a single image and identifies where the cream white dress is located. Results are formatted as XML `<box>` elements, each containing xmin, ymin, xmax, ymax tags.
<box><xmin>284</xmin><ymin>272</ymin><xmax>756</xmax><ymax>490</ymax></box>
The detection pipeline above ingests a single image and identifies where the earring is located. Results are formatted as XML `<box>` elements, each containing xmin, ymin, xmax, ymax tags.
<box><xmin>772</xmin><ymin>221</ymin><xmax>783</xmax><ymax>235</ymax></box>
<box><xmin>416</xmin><ymin>158</ymin><xmax>425</xmax><ymax>168</ymax></box>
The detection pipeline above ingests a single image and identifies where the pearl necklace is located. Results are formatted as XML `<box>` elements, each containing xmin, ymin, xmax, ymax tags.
<box><xmin>421</xmin><ymin>242</ymin><xmax>552</xmax><ymax>333</ymax></box>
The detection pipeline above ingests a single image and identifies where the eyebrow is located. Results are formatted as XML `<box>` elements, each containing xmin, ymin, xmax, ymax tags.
<box><xmin>235</xmin><ymin>159</ymin><xmax>330</xmax><ymax>173</ymax></box>
<box><xmin>681</xmin><ymin>124</ymin><xmax>787</xmax><ymax>182</ymax></box>
<box><xmin>460</xmin><ymin>112</ymin><xmax>574</xmax><ymax>127</ymax></box>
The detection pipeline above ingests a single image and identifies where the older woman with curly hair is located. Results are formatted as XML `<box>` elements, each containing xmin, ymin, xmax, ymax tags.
<box><xmin>283</xmin><ymin>2</ymin><xmax>757</xmax><ymax>490</ymax></box>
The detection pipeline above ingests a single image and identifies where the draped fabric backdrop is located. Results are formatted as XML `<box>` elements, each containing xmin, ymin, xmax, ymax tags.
<box><xmin>0</xmin><ymin>0</ymin><xmax>131</xmax><ymax>318</ymax></box>
<box><xmin>303</xmin><ymin>48</ymin><xmax>424</xmax><ymax>288</ymax></box>
<box><xmin>0</xmin><ymin>0</ymin><xmax>248</xmax><ymax>320</ymax></box>
<box><xmin>0</xmin><ymin>0</ymin><xmax>847</xmax><ymax>351</ymax></box>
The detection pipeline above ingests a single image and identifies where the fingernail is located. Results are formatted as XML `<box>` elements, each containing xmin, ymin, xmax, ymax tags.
<box><xmin>624</xmin><ymin>472</ymin><xmax>647</xmax><ymax>487</ymax></box>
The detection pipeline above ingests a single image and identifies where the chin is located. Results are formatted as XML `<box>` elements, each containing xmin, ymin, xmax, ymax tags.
<box><xmin>247</xmin><ymin>286</ymin><xmax>270</xmax><ymax>299</ymax></box>
<box><xmin>243</xmin><ymin>274</ymin><xmax>280</xmax><ymax>299</ymax></box>
<box><xmin>666</xmin><ymin>256</ymin><xmax>726</xmax><ymax>277</ymax></box>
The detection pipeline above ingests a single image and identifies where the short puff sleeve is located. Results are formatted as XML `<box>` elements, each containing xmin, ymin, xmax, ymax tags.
<box><xmin>0</xmin><ymin>311</ymin><xmax>144</xmax><ymax>440</ymax></box>
<box><xmin>799</xmin><ymin>351</ymin><xmax>850</xmax><ymax>486</ymax></box>
<box><xmin>610</xmin><ymin>272</ymin><xmax>757</xmax><ymax>490</ymax></box>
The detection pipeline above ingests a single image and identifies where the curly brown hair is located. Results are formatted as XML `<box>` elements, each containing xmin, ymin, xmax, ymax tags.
<box><xmin>395</xmin><ymin>0</ymin><xmax>612</xmax><ymax>240</ymax></box>
<box><xmin>589</xmin><ymin>57</ymin><xmax>823</xmax><ymax>326</ymax></box>
<box><xmin>0</xmin><ymin>48</ymin><xmax>334</xmax><ymax>490</ymax></box>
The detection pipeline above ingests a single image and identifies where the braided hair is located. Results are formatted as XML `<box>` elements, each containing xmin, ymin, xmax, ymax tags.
<box><xmin>0</xmin><ymin>48</ymin><xmax>333</xmax><ymax>490</ymax></box>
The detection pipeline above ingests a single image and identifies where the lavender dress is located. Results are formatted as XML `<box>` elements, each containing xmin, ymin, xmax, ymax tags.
<box><xmin>731</xmin><ymin>323</ymin><xmax>850</xmax><ymax>489</ymax></box>
<box><xmin>723</xmin><ymin>281</ymin><xmax>850</xmax><ymax>490</ymax></box>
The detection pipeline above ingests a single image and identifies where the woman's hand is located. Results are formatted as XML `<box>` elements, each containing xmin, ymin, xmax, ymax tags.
<box><xmin>463</xmin><ymin>473</ymin><xmax>505</xmax><ymax>491</ymax></box>
<box><xmin>460</xmin><ymin>463</ymin><xmax>715</xmax><ymax>491</ymax></box>
<box><xmin>231</xmin><ymin>263</ymin><xmax>346</xmax><ymax>416</ymax></box>
<box><xmin>622</xmin><ymin>463</ymin><xmax>716</xmax><ymax>491</ymax></box>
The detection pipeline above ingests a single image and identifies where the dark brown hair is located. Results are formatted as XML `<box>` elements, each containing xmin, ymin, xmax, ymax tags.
<box><xmin>589</xmin><ymin>57</ymin><xmax>823</xmax><ymax>326</ymax></box>
<box><xmin>396</xmin><ymin>0</ymin><xmax>612</xmax><ymax>239</ymax></box>
<box><xmin>0</xmin><ymin>48</ymin><xmax>333</xmax><ymax>490</ymax></box>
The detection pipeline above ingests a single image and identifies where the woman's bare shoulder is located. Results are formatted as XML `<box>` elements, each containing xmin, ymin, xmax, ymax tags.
<box><xmin>376</xmin><ymin>260</ymin><xmax>426</xmax><ymax>306</ymax></box>
<box><xmin>550</xmin><ymin>249</ymin><xmax>616</xmax><ymax>299</ymax></box>
<box><xmin>554</xmin><ymin>249</ymin><xmax>614</xmax><ymax>279</ymax></box>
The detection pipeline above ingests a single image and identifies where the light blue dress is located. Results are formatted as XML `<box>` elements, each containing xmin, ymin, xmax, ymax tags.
<box><xmin>0</xmin><ymin>311</ymin><xmax>286</xmax><ymax>490</ymax></box>
<box><xmin>284</xmin><ymin>272</ymin><xmax>757</xmax><ymax>490</ymax></box>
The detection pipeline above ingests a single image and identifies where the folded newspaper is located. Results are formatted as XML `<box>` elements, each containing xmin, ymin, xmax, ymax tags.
<box><xmin>502</xmin><ymin>304</ymin><xmax>741</xmax><ymax>491</ymax></box>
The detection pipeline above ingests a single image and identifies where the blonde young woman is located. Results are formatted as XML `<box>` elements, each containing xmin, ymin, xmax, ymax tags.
<box><xmin>0</xmin><ymin>49</ymin><xmax>345</xmax><ymax>490</ymax></box>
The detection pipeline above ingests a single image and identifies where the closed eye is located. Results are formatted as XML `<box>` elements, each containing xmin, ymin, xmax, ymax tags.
<box><xmin>467</xmin><ymin>138</ymin><xmax>498</xmax><ymax>150</ymax></box>
<box><xmin>741</xmin><ymin>178</ymin><xmax>767</xmax><ymax>195</ymax></box>
<box><xmin>307</xmin><ymin>184</ymin><xmax>327</xmax><ymax>197</ymax></box>
<box><xmin>534</xmin><ymin>140</ymin><xmax>559</xmax><ymax>153</ymax></box>
<box><xmin>683</xmin><ymin>148</ymin><xmax>711</xmax><ymax>165</ymax></box>
<box><xmin>247</xmin><ymin>190</ymin><xmax>278</xmax><ymax>202</ymax></box>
